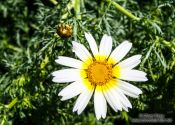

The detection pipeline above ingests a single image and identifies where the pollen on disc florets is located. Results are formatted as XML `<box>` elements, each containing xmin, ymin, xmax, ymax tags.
<box><xmin>86</xmin><ymin>61</ymin><xmax>113</xmax><ymax>86</ymax></box>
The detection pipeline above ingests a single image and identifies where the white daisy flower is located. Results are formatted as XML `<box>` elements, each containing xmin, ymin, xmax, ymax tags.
<box><xmin>52</xmin><ymin>32</ymin><xmax>148</xmax><ymax>120</ymax></box>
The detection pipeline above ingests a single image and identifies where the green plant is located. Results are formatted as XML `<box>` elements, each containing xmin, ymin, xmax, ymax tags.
<box><xmin>0</xmin><ymin>0</ymin><xmax>175</xmax><ymax>124</ymax></box>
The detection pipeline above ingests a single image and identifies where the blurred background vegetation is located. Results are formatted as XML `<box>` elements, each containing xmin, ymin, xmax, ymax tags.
<box><xmin>0</xmin><ymin>0</ymin><xmax>175</xmax><ymax>124</ymax></box>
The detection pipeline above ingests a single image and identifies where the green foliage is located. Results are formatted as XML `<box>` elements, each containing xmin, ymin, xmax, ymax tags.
<box><xmin>0</xmin><ymin>0</ymin><xmax>175</xmax><ymax>124</ymax></box>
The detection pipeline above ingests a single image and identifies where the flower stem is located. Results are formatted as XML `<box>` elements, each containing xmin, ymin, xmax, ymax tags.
<box><xmin>106</xmin><ymin>0</ymin><xmax>140</xmax><ymax>21</ymax></box>
<box><xmin>5</xmin><ymin>98</ymin><xmax>18</xmax><ymax>109</ymax></box>
<box><xmin>6</xmin><ymin>44</ymin><xmax>22</xmax><ymax>52</ymax></box>
<box><xmin>49</xmin><ymin>0</ymin><xmax>58</xmax><ymax>5</ymax></box>
<box><xmin>73</xmin><ymin>0</ymin><xmax>81</xmax><ymax>19</ymax></box>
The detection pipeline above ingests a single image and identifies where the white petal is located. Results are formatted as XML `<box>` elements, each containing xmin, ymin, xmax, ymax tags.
<box><xmin>55</xmin><ymin>56</ymin><xmax>83</xmax><ymax>69</ymax></box>
<box><xmin>94</xmin><ymin>89</ymin><xmax>107</xmax><ymax>120</ymax></box>
<box><xmin>73</xmin><ymin>89</ymin><xmax>94</xmax><ymax>114</ymax></box>
<box><xmin>108</xmin><ymin>84</ymin><xmax>132</xmax><ymax>111</ymax></box>
<box><xmin>118</xmin><ymin>55</ymin><xmax>142</xmax><ymax>69</ymax></box>
<box><xmin>118</xmin><ymin>80</ymin><xmax>142</xmax><ymax>95</ymax></box>
<box><xmin>103</xmin><ymin>91</ymin><xmax>118</xmax><ymax>112</ymax></box>
<box><xmin>99</xmin><ymin>34</ymin><xmax>112</xmax><ymax>58</ymax></box>
<box><xmin>110</xmin><ymin>90</ymin><xmax>128</xmax><ymax>111</ymax></box>
<box><xmin>72</xmin><ymin>41</ymin><xmax>92</xmax><ymax>62</ymax></box>
<box><xmin>58</xmin><ymin>81</ymin><xmax>85</xmax><ymax>101</ymax></box>
<box><xmin>115</xmin><ymin>87</ymin><xmax>132</xmax><ymax>109</ymax></box>
<box><xmin>109</xmin><ymin>41</ymin><xmax>132</xmax><ymax>63</ymax></box>
<box><xmin>121</xmin><ymin>105</ymin><xmax>129</xmax><ymax>112</ymax></box>
<box><xmin>119</xmin><ymin>88</ymin><xmax>139</xmax><ymax>98</ymax></box>
<box><xmin>104</xmin><ymin>88</ymin><xmax>122</xmax><ymax>111</ymax></box>
<box><xmin>119</xmin><ymin>69</ymin><xmax>148</xmax><ymax>82</ymax></box>
<box><xmin>52</xmin><ymin>69</ymin><xmax>82</xmax><ymax>83</ymax></box>
<box><xmin>85</xmin><ymin>32</ymin><xmax>99</xmax><ymax>56</ymax></box>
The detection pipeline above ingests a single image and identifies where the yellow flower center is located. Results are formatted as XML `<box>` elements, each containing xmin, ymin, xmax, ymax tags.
<box><xmin>86</xmin><ymin>61</ymin><xmax>113</xmax><ymax>86</ymax></box>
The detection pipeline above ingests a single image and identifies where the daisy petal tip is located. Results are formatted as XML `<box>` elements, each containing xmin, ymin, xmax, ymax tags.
<box><xmin>123</xmin><ymin>40</ymin><xmax>130</xmax><ymax>43</ymax></box>
<box><xmin>84</xmin><ymin>32</ymin><xmax>89</xmax><ymax>36</ymax></box>
<box><xmin>124</xmin><ymin>40</ymin><xmax>132</xmax><ymax>46</ymax></box>
<box><xmin>138</xmin><ymin>55</ymin><xmax>142</xmax><ymax>59</ymax></box>
<box><xmin>52</xmin><ymin>71</ymin><xmax>58</xmax><ymax>76</ymax></box>
<box><xmin>52</xmin><ymin>77</ymin><xmax>57</xmax><ymax>82</ymax></box>
<box><xmin>73</xmin><ymin>108</ymin><xmax>77</xmax><ymax>113</ymax></box>
<box><xmin>135</xmin><ymin>96</ymin><xmax>139</xmax><ymax>98</ymax></box>
<box><xmin>77</xmin><ymin>110</ymin><xmax>83</xmax><ymax>115</ymax></box>
<box><xmin>142</xmin><ymin>77</ymin><xmax>148</xmax><ymax>81</ymax></box>
<box><xmin>73</xmin><ymin>105</ymin><xmax>79</xmax><ymax>113</ymax></box>
<box><xmin>107</xmin><ymin>35</ymin><xmax>112</xmax><ymax>39</ymax></box>
<box><xmin>124</xmin><ymin>108</ymin><xmax>129</xmax><ymax>112</ymax></box>
<box><xmin>103</xmin><ymin>34</ymin><xmax>108</xmax><ymax>37</ymax></box>
<box><xmin>60</xmin><ymin>97</ymin><xmax>65</xmax><ymax>101</ymax></box>
<box><xmin>129</xmin><ymin>105</ymin><xmax>132</xmax><ymax>109</ymax></box>
<box><xmin>72</xmin><ymin>40</ymin><xmax>76</xmax><ymax>43</ymax></box>
<box><xmin>133</xmin><ymin>55</ymin><xmax>142</xmax><ymax>60</ymax></box>
<box><xmin>109</xmin><ymin>36</ymin><xmax>112</xmax><ymax>41</ymax></box>
<box><xmin>72</xmin><ymin>41</ymin><xmax>77</xmax><ymax>46</ymax></box>
<box><xmin>56</xmin><ymin>56</ymin><xmax>61</xmax><ymax>59</ymax></box>
<box><xmin>72</xmin><ymin>48</ymin><xmax>75</xmax><ymax>53</ymax></box>
<box><xmin>121</xmin><ymin>40</ymin><xmax>127</xmax><ymax>44</ymax></box>
<box><xmin>55</xmin><ymin>59</ymin><xmax>60</xmax><ymax>64</ymax></box>
<box><xmin>118</xmin><ymin>107</ymin><xmax>122</xmax><ymax>111</ymax></box>
<box><xmin>58</xmin><ymin>92</ymin><xmax>62</xmax><ymax>96</ymax></box>
<box><xmin>61</xmin><ymin>96</ymin><xmax>70</xmax><ymax>101</ymax></box>
<box><xmin>139</xmin><ymin>90</ymin><xmax>143</xmax><ymax>94</ymax></box>
<box><xmin>96</xmin><ymin>116</ymin><xmax>101</xmax><ymax>120</ymax></box>
<box><xmin>128</xmin><ymin>42</ymin><xmax>132</xmax><ymax>46</ymax></box>
<box><xmin>145</xmin><ymin>77</ymin><xmax>148</xmax><ymax>81</ymax></box>
<box><xmin>51</xmin><ymin>72</ymin><xmax>55</xmax><ymax>76</ymax></box>
<box><xmin>103</xmin><ymin>34</ymin><xmax>111</xmax><ymax>40</ymax></box>
<box><xmin>102</xmin><ymin>114</ymin><xmax>106</xmax><ymax>119</ymax></box>
<box><xmin>118</xmin><ymin>109</ymin><xmax>122</xmax><ymax>112</ymax></box>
